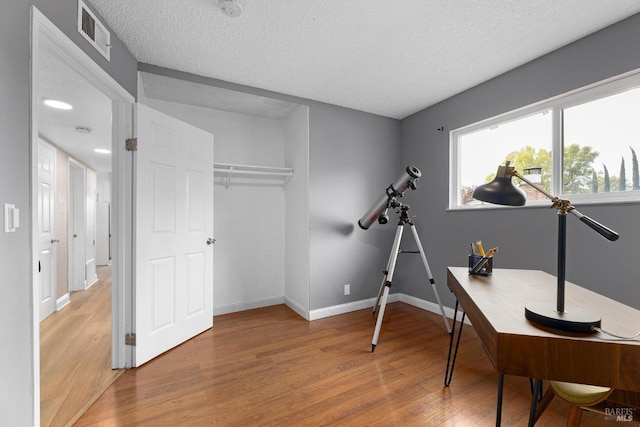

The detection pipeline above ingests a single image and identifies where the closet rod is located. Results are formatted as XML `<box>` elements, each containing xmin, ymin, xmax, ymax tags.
<box><xmin>214</xmin><ymin>162</ymin><xmax>293</xmax><ymax>173</ymax></box>
<box><xmin>213</xmin><ymin>162</ymin><xmax>294</xmax><ymax>188</ymax></box>
<box><xmin>213</xmin><ymin>168</ymin><xmax>293</xmax><ymax>176</ymax></box>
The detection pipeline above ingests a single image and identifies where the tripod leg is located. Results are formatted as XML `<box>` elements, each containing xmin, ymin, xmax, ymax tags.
<box><xmin>374</xmin><ymin>225</ymin><xmax>404</xmax><ymax>315</ymax></box>
<box><xmin>371</xmin><ymin>225</ymin><xmax>404</xmax><ymax>352</ymax></box>
<box><xmin>372</xmin><ymin>285</ymin><xmax>390</xmax><ymax>352</ymax></box>
<box><xmin>372</xmin><ymin>273</ymin><xmax>387</xmax><ymax>315</ymax></box>
<box><xmin>410</xmin><ymin>224</ymin><xmax>452</xmax><ymax>333</ymax></box>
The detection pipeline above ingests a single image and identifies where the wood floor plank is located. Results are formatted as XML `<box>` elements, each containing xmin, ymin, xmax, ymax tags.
<box><xmin>40</xmin><ymin>265</ymin><xmax>123</xmax><ymax>427</ymax></box>
<box><xmin>75</xmin><ymin>302</ymin><xmax>612</xmax><ymax>426</ymax></box>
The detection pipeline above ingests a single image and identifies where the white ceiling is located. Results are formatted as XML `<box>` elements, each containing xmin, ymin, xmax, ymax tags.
<box><xmin>88</xmin><ymin>0</ymin><xmax>640</xmax><ymax>119</ymax></box>
<box><xmin>38</xmin><ymin>42</ymin><xmax>113</xmax><ymax>173</ymax></box>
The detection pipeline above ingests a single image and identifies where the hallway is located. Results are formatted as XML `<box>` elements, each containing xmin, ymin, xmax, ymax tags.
<box><xmin>40</xmin><ymin>265</ymin><xmax>123</xmax><ymax>427</ymax></box>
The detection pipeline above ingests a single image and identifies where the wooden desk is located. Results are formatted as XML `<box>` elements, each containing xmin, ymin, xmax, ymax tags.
<box><xmin>445</xmin><ymin>267</ymin><xmax>640</xmax><ymax>424</ymax></box>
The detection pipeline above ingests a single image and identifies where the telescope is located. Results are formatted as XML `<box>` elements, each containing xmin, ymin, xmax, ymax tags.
<box><xmin>358</xmin><ymin>165</ymin><xmax>421</xmax><ymax>230</ymax></box>
<box><xmin>357</xmin><ymin>164</ymin><xmax>451</xmax><ymax>351</ymax></box>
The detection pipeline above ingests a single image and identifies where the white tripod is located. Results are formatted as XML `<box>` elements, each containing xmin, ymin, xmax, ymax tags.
<box><xmin>371</xmin><ymin>204</ymin><xmax>451</xmax><ymax>352</ymax></box>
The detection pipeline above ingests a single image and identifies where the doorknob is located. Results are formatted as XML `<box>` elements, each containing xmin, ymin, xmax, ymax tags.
<box><xmin>51</xmin><ymin>239</ymin><xmax>60</xmax><ymax>244</ymax></box>
<box><xmin>206</xmin><ymin>238</ymin><xmax>216</xmax><ymax>245</ymax></box>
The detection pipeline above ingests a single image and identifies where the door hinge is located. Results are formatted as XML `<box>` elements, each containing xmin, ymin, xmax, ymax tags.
<box><xmin>125</xmin><ymin>138</ymin><xmax>138</xmax><ymax>152</ymax></box>
<box><xmin>125</xmin><ymin>333</ymin><xmax>136</xmax><ymax>346</ymax></box>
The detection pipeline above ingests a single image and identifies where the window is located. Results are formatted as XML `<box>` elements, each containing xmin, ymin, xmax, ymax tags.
<box><xmin>450</xmin><ymin>71</ymin><xmax>640</xmax><ymax>209</ymax></box>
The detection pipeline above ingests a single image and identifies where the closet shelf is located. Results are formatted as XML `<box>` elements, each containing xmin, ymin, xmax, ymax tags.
<box><xmin>213</xmin><ymin>162</ymin><xmax>294</xmax><ymax>189</ymax></box>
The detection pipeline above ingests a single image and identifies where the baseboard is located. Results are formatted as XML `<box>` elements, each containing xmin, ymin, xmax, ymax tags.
<box><xmin>85</xmin><ymin>259</ymin><xmax>98</xmax><ymax>288</ymax></box>
<box><xmin>56</xmin><ymin>293</ymin><xmax>71</xmax><ymax>311</ymax></box>
<box><xmin>85</xmin><ymin>277</ymin><xmax>98</xmax><ymax>289</ymax></box>
<box><xmin>214</xmin><ymin>296</ymin><xmax>285</xmax><ymax>316</ymax></box>
<box><xmin>214</xmin><ymin>293</ymin><xmax>470</xmax><ymax>326</ymax></box>
<box><xmin>308</xmin><ymin>293</ymin><xmax>400</xmax><ymax>321</ymax></box>
<box><xmin>308</xmin><ymin>293</ymin><xmax>471</xmax><ymax>325</ymax></box>
<box><xmin>284</xmin><ymin>296</ymin><xmax>309</xmax><ymax>320</ymax></box>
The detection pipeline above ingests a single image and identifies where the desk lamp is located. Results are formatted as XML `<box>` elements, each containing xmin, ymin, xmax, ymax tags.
<box><xmin>472</xmin><ymin>161</ymin><xmax>619</xmax><ymax>333</ymax></box>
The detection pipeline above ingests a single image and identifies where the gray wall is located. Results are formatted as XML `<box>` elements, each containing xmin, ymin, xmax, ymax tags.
<box><xmin>0</xmin><ymin>5</ymin><xmax>33</xmax><ymax>425</ymax></box>
<box><xmin>38</xmin><ymin>1</ymin><xmax>137</xmax><ymax>96</ymax></box>
<box><xmin>0</xmin><ymin>2</ymin><xmax>135</xmax><ymax>425</ymax></box>
<box><xmin>308</xmin><ymin>104</ymin><xmax>399</xmax><ymax>310</ymax></box>
<box><xmin>398</xmin><ymin>13</ymin><xmax>640</xmax><ymax>311</ymax></box>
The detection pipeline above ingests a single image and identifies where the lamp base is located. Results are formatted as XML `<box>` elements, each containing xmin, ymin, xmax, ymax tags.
<box><xmin>525</xmin><ymin>303</ymin><xmax>600</xmax><ymax>333</ymax></box>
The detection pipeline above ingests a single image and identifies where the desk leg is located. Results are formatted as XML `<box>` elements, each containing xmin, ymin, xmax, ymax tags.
<box><xmin>444</xmin><ymin>299</ymin><xmax>466</xmax><ymax>386</ymax></box>
<box><xmin>528</xmin><ymin>379</ymin><xmax>543</xmax><ymax>426</ymax></box>
<box><xmin>496</xmin><ymin>373</ymin><xmax>504</xmax><ymax>426</ymax></box>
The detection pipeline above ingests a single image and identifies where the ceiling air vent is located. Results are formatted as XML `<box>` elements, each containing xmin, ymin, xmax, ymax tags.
<box><xmin>77</xmin><ymin>0</ymin><xmax>111</xmax><ymax>61</ymax></box>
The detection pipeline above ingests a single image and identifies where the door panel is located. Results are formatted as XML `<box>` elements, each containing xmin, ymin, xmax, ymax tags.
<box><xmin>134</xmin><ymin>103</ymin><xmax>214</xmax><ymax>366</ymax></box>
<box><xmin>39</xmin><ymin>139</ymin><xmax>56</xmax><ymax>321</ymax></box>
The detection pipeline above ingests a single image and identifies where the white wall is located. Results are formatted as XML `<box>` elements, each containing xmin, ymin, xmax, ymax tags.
<box><xmin>140</xmin><ymin>97</ymin><xmax>301</xmax><ymax>315</ymax></box>
<box><xmin>284</xmin><ymin>105</ymin><xmax>310</xmax><ymax>318</ymax></box>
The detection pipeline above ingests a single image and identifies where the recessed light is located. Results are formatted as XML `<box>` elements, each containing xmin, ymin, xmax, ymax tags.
<box><xmin>94</xmin><ymin>148</ymin><xmax>111</xmax><ymax>154</ymax></box>
<box><xmin>42</xmin><ymin>98</ymin><xmax>73</xmax><ymax>110</ymax></box>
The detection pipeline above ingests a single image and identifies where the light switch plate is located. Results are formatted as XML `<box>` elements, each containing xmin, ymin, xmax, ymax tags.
<box><xmin>4</xmin><ymin>204</ymin><xmax>16</xmax><ymax>233</ymax></box>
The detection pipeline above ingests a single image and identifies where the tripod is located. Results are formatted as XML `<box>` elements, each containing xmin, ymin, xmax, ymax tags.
<box><xmin>371</xmin><ymin>204</ymin><xmax>451</xmax><ymax>352</ymax></box>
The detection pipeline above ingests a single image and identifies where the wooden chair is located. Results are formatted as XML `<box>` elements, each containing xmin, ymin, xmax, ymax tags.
<box><xmin>533</xmin><ymin>380</ymin><xmax>613</xmax><ymax>426</ymax></box>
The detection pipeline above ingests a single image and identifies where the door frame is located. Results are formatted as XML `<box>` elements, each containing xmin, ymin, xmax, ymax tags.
<box><xmin>30</xmin><ymin>6</ymin><xmax>135</xmax><ymax>424</ymax></box>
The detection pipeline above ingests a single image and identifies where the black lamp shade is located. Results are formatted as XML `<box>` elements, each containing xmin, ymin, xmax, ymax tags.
<box><xmin>473</xmin><ymin>177</ymin><xmax>526</xmax><ymax>206</ymax></box>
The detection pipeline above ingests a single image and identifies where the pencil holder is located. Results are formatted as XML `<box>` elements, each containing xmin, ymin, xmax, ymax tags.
<box><xmin>468</xmin><ymin>255</ymin><xmax>492</xmax><ymax>275</ymax></box>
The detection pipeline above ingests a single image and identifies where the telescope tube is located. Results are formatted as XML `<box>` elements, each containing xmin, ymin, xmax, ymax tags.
<box><xmin>358</xmin><ymin>166</ymin><xmax>421</xmax><ymax>230</ymax></box>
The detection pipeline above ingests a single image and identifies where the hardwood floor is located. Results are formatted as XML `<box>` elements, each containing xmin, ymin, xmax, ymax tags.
<box><xmin>74</xmin><ymin>302</ymin><xmax>613</xmax><ymax>426</ymax></box>
<box><xmin>40</xmin><ymin>265</ymin><xmax>124</xmax><ymax>427</ymax></box>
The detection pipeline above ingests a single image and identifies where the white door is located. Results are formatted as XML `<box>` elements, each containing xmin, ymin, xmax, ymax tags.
<box><xmin>69</xmin><ymin>160</ymin><xmax>86</xmax><ymax>292</ymax></box>
<box><xmin>134</xmin><ymin>103</ymin><xmax>214</xmax><ymax>366</ymax></box>
<box><xmin>38</xmin><ymin>139</ymin><xmax>56</xmax><ymax>321</ymax></box>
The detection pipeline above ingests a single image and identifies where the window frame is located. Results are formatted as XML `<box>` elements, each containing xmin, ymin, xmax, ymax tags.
<box><xmin>449</xmin><ymin>69</ymin><xmax>640</xmax><ymax>210</ymax></box>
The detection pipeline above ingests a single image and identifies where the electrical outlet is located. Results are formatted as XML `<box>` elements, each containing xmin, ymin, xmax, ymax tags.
<box><xmin>344</xmin><ymin>284</ymin><xmax>350</xmax><ymax>296</ymax></box>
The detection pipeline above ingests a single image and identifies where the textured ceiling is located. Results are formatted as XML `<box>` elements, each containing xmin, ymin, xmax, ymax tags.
<box><xmin>87</xmin><ymin>0</ymin><xmax>640</xmax><ymax>119</ymax></box>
